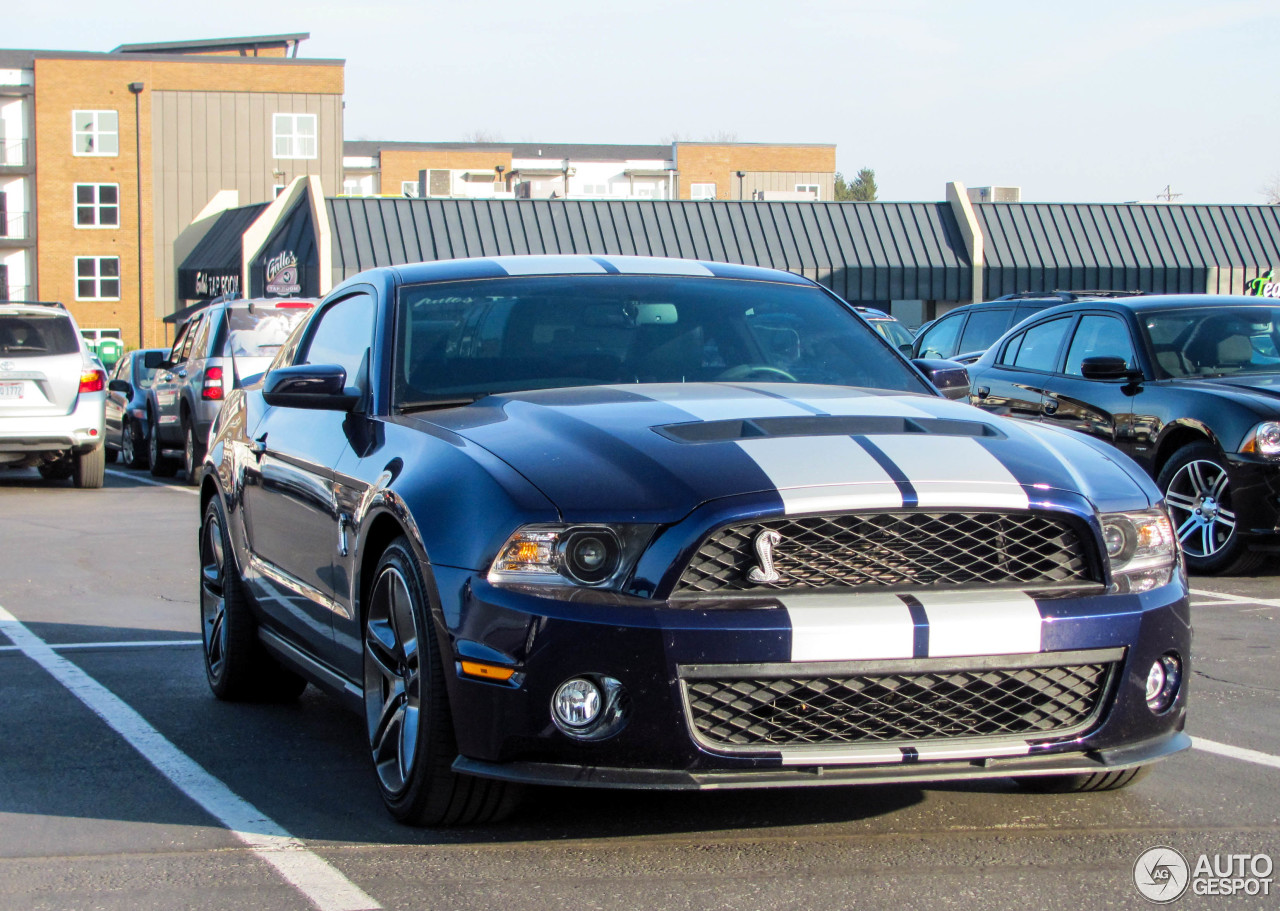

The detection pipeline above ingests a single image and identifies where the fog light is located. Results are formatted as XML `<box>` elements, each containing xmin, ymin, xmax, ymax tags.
<box><xmin>553</xmin><ymin>678</ymin><xmax>601</xmax><ymax>729</ymax></box>
<box><xmin>1145</xmin><ymin>653</ymin><xmax>1182</xmax><ymax>713</ymax></box>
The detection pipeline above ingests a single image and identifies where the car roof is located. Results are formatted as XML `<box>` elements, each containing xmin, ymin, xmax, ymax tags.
<box><xmin>1008</xmin><ymin>294</ymin><xmax>1271</xmax><ymax>320</ymax></box>
<box><xmin>349</xmin><ymin>255</ymin><xmax>816</xmax><ymax>289</ymax></box>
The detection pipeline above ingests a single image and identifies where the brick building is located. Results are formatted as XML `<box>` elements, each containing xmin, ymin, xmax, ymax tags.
<box><xmin>0</xmin><ymin>34</ymin><xmax>342</xmax><ymax>347</ymax></box>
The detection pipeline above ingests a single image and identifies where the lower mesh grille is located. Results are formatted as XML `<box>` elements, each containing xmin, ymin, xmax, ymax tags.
<box><xmin>683</xmin><ymin>658</ymin><xmax>1115</xmax><ymax>750</ymax></box>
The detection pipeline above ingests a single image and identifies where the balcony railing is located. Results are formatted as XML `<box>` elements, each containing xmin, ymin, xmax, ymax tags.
<box><xmin>1</xmin><ymin>138</ymin><xmax>28</xmax><ymax>167</ymax></box>
<box><xmin>0</xmin><ymin>212</ymin><xmax>29</xmax><ymax>239</ymax></box>
<box><xmin>0</xmin><ymin>284</ymin><xmax>31</xmax><ymax>302</ymax></box>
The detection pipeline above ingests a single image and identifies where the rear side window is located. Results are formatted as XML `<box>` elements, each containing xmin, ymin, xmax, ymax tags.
<box><xmin>1065</xmin><ymin>315</ymin><xmax>1136</xmax><ymax>376</ymax></box>
<box><xmin>957</xmin><ymin>308</ymin><xmax>1011</xmax><ymax>354</ymax></box>
<box><xmin>223</xmin><ymin>306</ymin><xmax>313</xmax><ymax>358</ymax></box>
<box><xmin>1002</xmin><ymin>317</ymin><xmax>1072</xmax><ymax>372</ymax></box>
<box><xmin>0</xmin><ymin>314</ymin><xmax>81</xmax><ymax>357</ymax></box>
<box><xmin>916</xmin><ymin>313</ymin><xmax>964</xmax><ymax>359</ymax></box>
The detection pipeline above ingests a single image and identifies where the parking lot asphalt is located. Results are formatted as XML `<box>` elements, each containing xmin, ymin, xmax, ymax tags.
<box><xmin>1</xmin><ymin>466</ymin><xmax>1278</xmax><ymax>911</ymax></box>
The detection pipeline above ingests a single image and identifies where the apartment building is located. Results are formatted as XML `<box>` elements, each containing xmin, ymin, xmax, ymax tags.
<box><xmin>342</xmin><ymin>141</ymin><xmax>836</xmax><ymax>202</ymax></box>
<box><xmin>0</xmin><ymin>33</ymin><xmax>343</xmax><ymax>346</ymax></box>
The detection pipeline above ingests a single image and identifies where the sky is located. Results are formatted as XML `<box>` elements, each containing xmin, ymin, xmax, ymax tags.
<box><xmin>11</xmin><ymin>0</ymin><xmax>1280</xmax><ymax>204</ymax></box>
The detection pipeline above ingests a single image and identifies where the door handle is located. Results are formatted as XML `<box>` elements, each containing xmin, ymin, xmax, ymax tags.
<box><xmin>249</xmin><ymin>433</ymin><xmax>267</xmax><ymax>457</ymax></box>
<box><xmin>1042</xmin><ymin>399</ymin><xmax>1059</xmax><ymax>416</ymax></box>
<box><xmin>975</xmin><ymin>385</ymin><xmax>990</xmax><ymax>399</ymax></box>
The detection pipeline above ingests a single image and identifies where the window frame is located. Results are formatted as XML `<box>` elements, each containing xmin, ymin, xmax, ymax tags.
<box><xmin>272</xmin><ymin>113</ymin><xmax>318</xmax><ymax>160</ymax></box>
<box><xmin>690</xmin><ymin>183</ymin><xmax>717</xmax><ymax>200</ymax></box>
<box><xmin>72</xmin><ymin>110</ymin><xmax>119</xmax><ymax>157</ymax></box>
<box><xmin>997</xmin><ymin>315</ymin><xmax>1075</xmax><ymax>374</ymax></box>
<box><xmin>401</xmin><ymin>181</ymin><xmax>420</xmax><ymax>198</ymax></box>
<box><xmin>795</xmin><ymin>183</ymin><xmax>820</xmax><ymax>199</ymax></box>
<box><xmin>73</xmin><ymin>182</ymin><xmax>121</xmax><ymax>229</ymax></box>
<box><xmin>74</xmin><ymin>256</ymin><xmax>121</xmax><ymax>301</ymax></box>
<box><xmin>1063</xmin><ymin>312</ymin><xmax>1138</xmax><ymax>378</ymax></box>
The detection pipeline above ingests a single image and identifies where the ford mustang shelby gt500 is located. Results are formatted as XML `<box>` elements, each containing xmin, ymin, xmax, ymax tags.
<box><xmin>199</xmin><ymin>256</ymin><xmax>1190</xmax><ymax>825</ymax></box>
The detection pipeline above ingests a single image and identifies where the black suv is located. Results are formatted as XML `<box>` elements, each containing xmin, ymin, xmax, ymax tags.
<box><xmin>913</xmin><ymin>292</ymin><xmax>1140</xmax><ymax>364</ymax></box>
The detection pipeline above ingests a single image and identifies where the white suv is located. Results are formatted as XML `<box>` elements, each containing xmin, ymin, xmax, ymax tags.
<box><xmin>0</xmin><ymin>301</ymin><xmax>108</xmax><ymax>488</ymax></box>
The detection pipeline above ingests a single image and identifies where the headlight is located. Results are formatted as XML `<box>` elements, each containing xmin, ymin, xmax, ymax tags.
<box><xmin>1100</xmin><ymin>508</ymin><xmax>1177</xmax><ymax>593</ymax></box>
<box><xmin>488</xmin><ymin>524</ymin><xmax>654</xmax><ymax>589</ymax></box>
<box><xmin>1240</xmin><ymin>421</ymin><xmax>1280</xmax><ymax>457</ymax></box>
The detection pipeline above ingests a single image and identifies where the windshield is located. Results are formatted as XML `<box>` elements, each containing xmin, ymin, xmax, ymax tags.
<box><xmin>223</xmin><ymin>306</ymin><xmax>313</xmax><ymax>358</ymax></box>
<box><xmin>1142</xmin><ymin>306</ymin><xmax>1280</xmax><ymax>378</ymax></box>
<box><xmin>0</xmin><ymin>313</ymin><xmax>81</xmax><ymax>358</ymax></box>
<box><xmin>394</xmin><ymin>275</ymin><xmax>929</xmax><ymax>406</ymax></box>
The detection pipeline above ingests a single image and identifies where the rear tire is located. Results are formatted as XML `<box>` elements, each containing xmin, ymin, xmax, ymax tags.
<box><xmin>1015</xmin><ymin>766</ymin><xmax>1148</xmax><ymax>793</ymax></box>
<box><xmin>183</xmin><ymin>419</ymin><xmax>204</xmax><ymax>487</ymax></box>
<box><xmin>199</xmin><ymin>497</ymin><xmax>306</xmax><ymax>702</ymax></box>
<box><xmin>122</xmin><ymin>419</ymin><xmax>147</xmax><ymax>469</ymax></box>
<box><xmin>37</xmin><ymin>460</ymin><xmax>73</xmax><ymax>481</ymax></box>
<box><xmin>73</xmin><ymin>446</ymin><xmax>105</xmax><ymax>489</ymax></box>
<box><xmin>148</xmin><ymin>414</ymin><xmax>178</xmax><ymax>477</ymax></box>
<box><xmin>363</xmin><ymin>537</ymin><xmax>520</xmax><ymax>826</ymax></box>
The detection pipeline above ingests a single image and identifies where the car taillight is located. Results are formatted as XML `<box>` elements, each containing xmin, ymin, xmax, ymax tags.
<box><xmin>272</xmin><ymin>301</ymin><xmax>314</xmax><ymax>309</ymax></box>
<box><xmin>79</xmin><ymin>369</ymin><xmax>105</xmax><ymax>393</ymax></box>
<box><xmin>202</xmin><ymin>366</ymin><xmax>225</xmax><ymax>400</ymax></box>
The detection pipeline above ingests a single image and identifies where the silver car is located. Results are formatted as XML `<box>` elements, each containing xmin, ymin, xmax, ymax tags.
<box><xmin>0</xmin><ymin>301</ymin><xmax>108</xmax><ymax>488</ymax></box>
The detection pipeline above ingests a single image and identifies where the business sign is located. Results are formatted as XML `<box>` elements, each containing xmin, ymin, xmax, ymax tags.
<box><xmin>1246</xmin><ymin>269</ymin><xmax>1280</xmax><ymax>298</ymax></box>
<box><xmin>265</xmin><ymin>250</ymin><xmax>302</xmax><ymax>295</ymax></box>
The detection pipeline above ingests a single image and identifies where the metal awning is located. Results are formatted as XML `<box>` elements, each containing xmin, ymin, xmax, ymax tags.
<box><xmin>623</xmin><ymin>169</ymin><xmax>673</xmax><ymax>178</ymax></box>
<box><xmin>176</xmin><ymin>203</ymin><xmax>267</xmax><ymax>302</ymax></box>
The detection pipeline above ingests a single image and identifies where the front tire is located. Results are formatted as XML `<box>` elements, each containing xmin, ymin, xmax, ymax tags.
<box><xmin>199</xmin><ymin>497</ymin><xmax>306</xmax><ymax>701</ymax></box>
<box><xmin>1157</xmin><ymin>442</ymin><xmax>1264</xmax><ymax>574</ymax></box>
<box><xmin>73</xmin><ymin>446</ymin><xmax>105</xmax><ymax>488</ymax></box>
<box><xmin>121</xmin><ymin>419</ymin><xmax>147</xmax><ymax>469</ymax></box>
<box><xmin>363</xmin><ymin>537</ymin><xmax>518</xmax><ymax>826</ymax></box>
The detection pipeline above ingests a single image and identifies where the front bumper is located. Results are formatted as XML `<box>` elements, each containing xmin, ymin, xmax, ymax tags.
<box><xmin>1225</xmin><ymin>451</ymin><xmax>1280</xmax><ymax>543</ymax></box>
<box><xmin>435</xmin><ymin>569</ymin><xmax>1192</xmax><ymax>788</ymax></box>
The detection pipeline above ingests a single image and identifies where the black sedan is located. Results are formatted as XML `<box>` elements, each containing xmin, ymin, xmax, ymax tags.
<box><xmin>967</xmin><ymin>294</ymin><xmax>1280</xmax><ymax>574</ymax></box>
<box><xmin>105</xmin><ymin>348</ymin><xmax>164</xmax><ymax>468</ymax></box>
<box><xmin>199</xmin><ymin>256</ymin><xmax>1189</xmax><ymax>825</ymax></box>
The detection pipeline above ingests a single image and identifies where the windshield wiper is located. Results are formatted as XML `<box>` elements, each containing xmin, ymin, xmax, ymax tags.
<box><xmin>397</xmin><ymin>396</ymin><xmax>485</xmax><ymax>414</ymax></box>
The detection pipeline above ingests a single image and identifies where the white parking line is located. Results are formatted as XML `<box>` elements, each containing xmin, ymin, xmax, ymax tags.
<box><xmin>105</xmin><ymin>468</ymin><xmax>201</xmax><ymax>495</ymax></box>
<box><xmin>1190</xmin><ymin>588</ymin><xmax>1280</xmax><ymax>610</ymax></box>
<box><xmin>0</xmin><ymin>639</ymin><xmax>200</xmax><ymax>654</ymax></box>
<box><xmin>1192</xmin><ymin>737</ymin><xmax>1280</xmax><ymax>771</ymax></box>
<box><xmin>0</xmin><ymin>605</ymin><xmax>379</xmax><ymax>911</ymax></box>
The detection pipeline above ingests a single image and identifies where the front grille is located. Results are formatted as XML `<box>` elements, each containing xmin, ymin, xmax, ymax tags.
<box><xmin>683</xmin><ymin>656</ymin><xmax>1116</xmax><ymax>750</ymax></box>
<box><xmin>676</xmin><ymin>511</ymin><xmax>1092</xmax><ymax>594</ymax></box>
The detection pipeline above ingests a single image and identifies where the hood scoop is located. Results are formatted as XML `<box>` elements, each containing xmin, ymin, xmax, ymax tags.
<box><xmin>655</xmin><ymin>414</ymin><xmax>1005</xmax><ymax>443</ymax></box>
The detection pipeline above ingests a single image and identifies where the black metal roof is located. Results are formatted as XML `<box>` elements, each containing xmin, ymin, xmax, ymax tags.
<box><xmin>325</xmin><ymin>199</ymin><xmax>970</xmax><ymax>302</ymax></box>
<box><xmin>976</xmin><ymin>204</ymin><xmax>1280</xmax><ymax>298</ymax></box>
<box><xmin>180</xmin><ymin>204</ymin><xmax>267</xmax><ymax>274</ymax></box>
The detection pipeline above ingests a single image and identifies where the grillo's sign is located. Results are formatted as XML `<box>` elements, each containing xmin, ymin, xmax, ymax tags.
<box><xmin>265</xmin><ymin>250</ymin><xmax>302</xmax><ymax>295</ymax></box>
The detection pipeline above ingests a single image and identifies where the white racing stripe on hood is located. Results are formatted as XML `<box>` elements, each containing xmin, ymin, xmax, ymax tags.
<box><xmin>913</xmin><ymin>590</ymin><xmax>1043</xmax><ymax>657</ymax></box>
<box><xmin>737</xmin><ymin>435</ymin><xmax>904</xmax><ymax>514</ymax></box>
<box><xmin>866</xmin><ymin>435</ymin><xmax>1030</xmax><ymax>509</ymax></box>
<box><xmin>788</xmin><ymin>392</ymin><xmax>936</xmax><ymax>418</ymax></box>
<box><xmin>626</xmin><ymin>384</ymin><xmax>815</xmax><ymax>421</ymax></box>
<box><xmin>781</xmin><ymin>592</ymin><xmax>916</xmax><ymax>662</ymax></box>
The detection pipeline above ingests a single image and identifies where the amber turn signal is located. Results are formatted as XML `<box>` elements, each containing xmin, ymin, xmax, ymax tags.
<box><xmin>460</xmin><ymin>660</ymin><xmax>516</xmax><ymax>682</ymax></box>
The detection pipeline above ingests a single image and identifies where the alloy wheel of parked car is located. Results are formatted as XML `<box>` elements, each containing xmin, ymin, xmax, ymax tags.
<box><xmin>148</xmin><ymin>414</ymin><xmax>177</xmax><ymax>477</ymax></box>
<box><xmin>1158</xmin><ymin>442</ymin><xmax>1264</xmax><ymax>575</ymax></box>
<box><xmin>184</xmin><ymin>420</ymin><xmax>202</xmax><ymax>486</ymax></box>
<box><xmin>199</xmin><ymin>498</ymin><xmax>306</xmax><ymax>701</ymax></box>
<box><xmin>121</xmin><ymin>420</ymin><xmax>146</xmax><ymax>469</ymax></box>
<box><xmin>362</xmin><ymin>538</ymin><xmax>517</xmax><ymax>826</ymax></box>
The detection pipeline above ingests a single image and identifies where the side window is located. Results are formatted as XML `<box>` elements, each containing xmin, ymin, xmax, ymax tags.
<box><xmin>168</xmin><ymin>320</ymin><xmax>192</xmax><ymax>362</ymax></box>
<box><xmin>189</xmin><ymin>312</ymin><xmax>213</xmax><ymax>361</ymax></box>
<box><xmin>301</xmin><ymin>293</ymin><xmax>376</xmax><ymax>386</ymax></box>
<box><xmin>176</xmin><ymin>316</ymin><xmax>203</xmax><ymax>363</ymax></box>
<box><xmin>1010</xmin><ymin>317</ymin><xmax>1072</xmax><ymax>372</ymax></box>
<box><xmin>957</xmin><ymin>308</ymin><xmax>1010</xmax><ymax>354</ymax></box>
<box><xmin>917</xmin><ymin>313</ymin><xmax>965</xmax><ymax>359</ymax></box>
<box><xmin>1065</xmin><ymin>315</ymin><xmax>1136</xmax><ymax>376</ymax></box>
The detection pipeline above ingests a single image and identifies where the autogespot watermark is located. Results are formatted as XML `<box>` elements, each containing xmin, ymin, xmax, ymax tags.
<box><xmin>1134</xmin><ymin>846</ymin><xmax>1274</xmax><ymax>903</ymax></box>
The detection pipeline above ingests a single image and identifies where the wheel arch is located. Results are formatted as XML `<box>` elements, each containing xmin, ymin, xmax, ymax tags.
<box><xmin>1153</xmin><ymin>421</ymin><xmax>1217</xmax><ymax>478</ymax></box>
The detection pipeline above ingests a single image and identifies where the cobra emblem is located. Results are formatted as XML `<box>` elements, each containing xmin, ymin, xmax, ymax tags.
<box><xmin>747</xmin><ymin>529</ymin><xmax>783</xmax><ymax>584</ymax></box>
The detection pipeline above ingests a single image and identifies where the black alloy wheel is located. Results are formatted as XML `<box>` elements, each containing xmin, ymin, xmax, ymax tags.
<box><xmin>1157</xmin><ymin>442</ymin><xmax>1265</xmax><ymax>575</ymax></box>
<box><xmin>199</xmin><ymin>497</ymin><xmax>305</xmax><ymax>701</ymax></box>
<box><xmin>121</xmin><ymin>419</ymin><xmax>146</xmax><ymax>469</ymax></box>
<box><xmin>362</xmin><ymin>537</ymin><xmax>518</xmax><ymax>826</ymax></box>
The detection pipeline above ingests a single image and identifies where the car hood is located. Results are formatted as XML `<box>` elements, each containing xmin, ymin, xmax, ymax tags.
<box><xmin>419</xmin><ymin>383</ymin><xmax>1157</xmax><ymax>523</ymax></box>
<box><xmin>1167</xmin><ymin>372</ymin><xmax>1280</xmax><ymax>403</ymax></box>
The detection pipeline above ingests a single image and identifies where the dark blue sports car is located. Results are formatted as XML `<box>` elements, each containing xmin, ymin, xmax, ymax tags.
<box><xmin>199</xmin><ymin>256</ymin><xmax>1190</xmax><ymax>825</ymax></box>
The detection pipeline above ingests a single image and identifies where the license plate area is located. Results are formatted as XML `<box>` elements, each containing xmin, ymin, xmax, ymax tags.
<box><xmin>0</xmin><ymin>382</ymin><xmax>23</xmax><ymax>400</ymax></box>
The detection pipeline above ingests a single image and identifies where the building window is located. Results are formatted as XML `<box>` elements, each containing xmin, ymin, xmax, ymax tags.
<box><xmin>72</xmin><ymin>110</ymin><xmax>119</xmax><ymax>157</ymax></box>
<box><xmin>74</xmin><ymin>184</ymin><xmax>120</xmax><ymax>228</ymax></box>
<box><xmin>272</xmin><ymin>113</ymin><xmax>317</xmax><ymax>160</ymax></box>
<box><xmin>76</xmin><ymin>256</ymin><xmax>120</xmax><ymax>300</ymax></box>
<box><xmin>401</xmin><ymin>181</ymin><xmax>420</xmax><ymax>198</ymax></box>
<box><xmin>796</xmin><ymin>184</ymin><xmax>820</xmax><ymax>200</ymax></box>
<box><xmin>690</xmin><ymin>183</ymin><xmax>717</xmax><ymax>200</ymax></box>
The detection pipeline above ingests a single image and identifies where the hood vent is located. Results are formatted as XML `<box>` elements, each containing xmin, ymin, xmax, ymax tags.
<box><xmin>655</xmin><ymin>414</ymin><xmax>1004</xmax><ymax>444</ymax></box>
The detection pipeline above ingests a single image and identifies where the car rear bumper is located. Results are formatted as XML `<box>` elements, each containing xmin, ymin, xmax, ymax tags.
<box><xmin>0</xmin><ymin>396</ymin><xmax>105</xmax><ymax>453</ymax></box>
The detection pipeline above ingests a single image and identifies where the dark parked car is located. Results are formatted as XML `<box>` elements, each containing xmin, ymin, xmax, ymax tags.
<box><xmin>914</xmin><ymin>292</ymin><xmax>1140</xmax><ymax>364</ymax></box>
<box><xmin>105</xmin><ymin>348</ymin><xmax>165</xmax><ymax>468</ymax></box>
<box><xmin>199</xmin><ymin>255</ymin><xmax>1189</xmax><ymax>826</ymax></box>
<box><xmin>967</xmin><ymin>294</ymin><xmax>1280</xmax><ymax>574</ymax></box>
<box><xmin>145</xmin><ymin>295</ymin><xmax>315</xmax><ymax>483</ymax></box>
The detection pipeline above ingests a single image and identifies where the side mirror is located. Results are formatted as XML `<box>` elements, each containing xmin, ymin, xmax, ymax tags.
<box><xmin>108</xmin><ymin>379</ymin><xmax>131</xmax><ymax>395</ymax></box>
<box><xmin>912</xmin><ymin>358</ymin><xmax>970</xmax><ymax>401</ymax></box>
<box><xmin>1080</xmin><ymin>356</ymin><xmax>1142</xmax><ymax>382</ymax></box>
<box><xmin>262</xmin><ymin>364</ymin><xmax>359</xmax><ymax>411</ymax></box>
<box><xmin>143</xmin><ymin>350</ymin><xmax>168</xmax><ymax>370</ymax></box>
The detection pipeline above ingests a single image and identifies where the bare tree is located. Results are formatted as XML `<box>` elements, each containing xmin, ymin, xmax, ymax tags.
<box><xmin>463</xmin><ymin>129</ymin><xmax>504</xmax><ymax>143</ymax></box>
<box><xmin>1263</xmin><ymin>175</ymin><xmax>1280</xmax><ymax>205</ymax></box>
